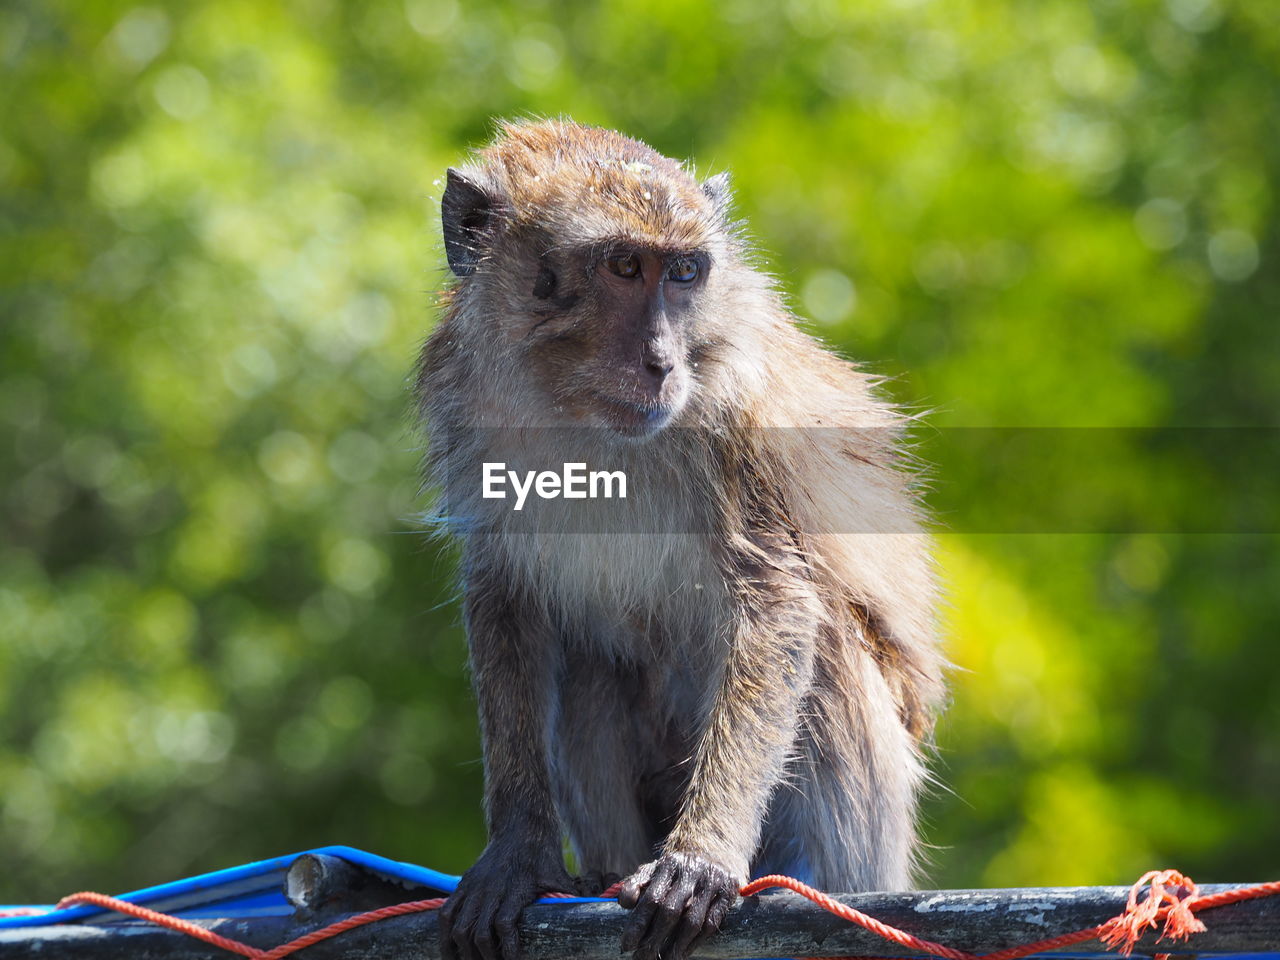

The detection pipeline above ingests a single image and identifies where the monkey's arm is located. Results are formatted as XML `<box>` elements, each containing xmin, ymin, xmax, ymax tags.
<box><xmin>439</xmin><ymin>560</ymin><xmax>572</xmax><ymax>960</ymax></box>
<box><xmin>619</xmin><ymin>528</ymin><xmax>821</xmax><ymax>960</ymax></box>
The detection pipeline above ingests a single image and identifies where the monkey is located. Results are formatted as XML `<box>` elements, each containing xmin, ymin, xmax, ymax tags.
<box><xmin>416</xmin><ymin>119</ymin><xmax>945</xmax><ymax>960</ymax></box>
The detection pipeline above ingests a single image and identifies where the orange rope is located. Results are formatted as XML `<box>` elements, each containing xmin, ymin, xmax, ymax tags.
<box><xmin>44</xmin><ymin>891</ymin><xmax>451</xmax><ymax>960</ymax></box>
<box><xmin>8</xmin><ymin>869</ymin><xmax>1278</xmax><ymax>960</ymax></box>
<box><xmin>740</xmin><ymin>870</ymin><xmax>1280</xmax><ymax>960</ymax></box>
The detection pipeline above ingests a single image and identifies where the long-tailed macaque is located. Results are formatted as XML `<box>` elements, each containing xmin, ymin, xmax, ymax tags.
<box><xmin>417</xmin><ymin>119</ymin><xmax>945</xmax><ymax>960</ymax></box>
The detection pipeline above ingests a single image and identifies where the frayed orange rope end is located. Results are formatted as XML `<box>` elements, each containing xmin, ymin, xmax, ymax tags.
<box><xmin>1098</xmin><ymin>869</ymin><xmax>1207</xmax><ymax>956</ymax></box>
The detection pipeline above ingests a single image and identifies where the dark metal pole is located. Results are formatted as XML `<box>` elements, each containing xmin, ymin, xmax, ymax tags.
<box><xmin>1</xmin><ymin>884</ymin><xmax>1276</xmax><ymax>959</ymax></box>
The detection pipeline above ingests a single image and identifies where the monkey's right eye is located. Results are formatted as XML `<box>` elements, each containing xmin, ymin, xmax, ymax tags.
<box><xmin>532</xmin><ymin>265</ymin><xmax>557</xmax><ymax>299</ymax></box>
<box><xmin>605</xmin><ymin>253</ymin><xmax>641</xmax><ymax>278</ymax></box>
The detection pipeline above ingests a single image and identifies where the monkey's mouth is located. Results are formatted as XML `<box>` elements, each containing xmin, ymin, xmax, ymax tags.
<box><xmin>591</xmin><ymin>393</ymin><xmax>678</xmax><ymax>439</ymax></box>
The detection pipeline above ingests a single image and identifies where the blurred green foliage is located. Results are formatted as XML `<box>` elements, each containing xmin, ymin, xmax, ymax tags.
<box><xmin>2</xmin><ymin>0</ymin><xmax>1277</xmax><ymax>901</ymax></box>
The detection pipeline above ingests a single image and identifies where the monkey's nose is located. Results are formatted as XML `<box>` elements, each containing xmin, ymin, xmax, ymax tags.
<box><xmin>644</xmin><ymin>357</ymin><xmax>675</xmax><ymax>381</ymax></box>
<box><xmin>641</xmin><ymin>342</ymin><xmax>676</xmax><ymax>384</ymax></box>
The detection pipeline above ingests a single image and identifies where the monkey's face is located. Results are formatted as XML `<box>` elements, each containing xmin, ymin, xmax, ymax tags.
<box><xmin>519</xmin><ymin>244</ymin><xmax>707</xmax><ymax>440</ymax></box>
<box><xmin>438</xmin><ymin>122</ymin><xmax>738</xmax><ymax>440</ymax></box>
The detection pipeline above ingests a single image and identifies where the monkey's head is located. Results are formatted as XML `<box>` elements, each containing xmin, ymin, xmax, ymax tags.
<box><xmin>439</xmin><ymin>119</ymin><xmax>745</xmax><ymax>440</ymax></box>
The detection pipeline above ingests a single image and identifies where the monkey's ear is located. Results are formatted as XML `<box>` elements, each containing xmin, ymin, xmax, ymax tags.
<box><xmin>442</xmin><ymin>168</ymin><xmax>502</xmax><ymax>277</ymax></box>
<box><xmin>701</xmin><ymin>172</ymin><xmax>733</xmax><ymax>219</ymax></box>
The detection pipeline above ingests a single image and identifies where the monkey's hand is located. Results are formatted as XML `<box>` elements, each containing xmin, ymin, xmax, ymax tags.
<box><xmin>617</xmin><ymin>851</ymin><xmax>738</xmax><ymax>960</ymax></box>
<box><xmin>438</xmin><ymin>837</ymin><xmax>573</xmax><ymax>960</ymax></box>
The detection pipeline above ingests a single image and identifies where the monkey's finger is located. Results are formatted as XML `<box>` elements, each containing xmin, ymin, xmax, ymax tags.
<box><xmin>617</xmin><ymin>860</ymin><xmax>657</xmax><ymax>909</ymax></box>
<box><xmin>494</xmin><ymin>902</ymin><xmax>524</xmax><ymax>960</ymax></box>
<box><xmin>447</xmin><ymin>928</ymin><xmax>474</xmax><ymax>960</ymax></box>
<box><xmin>438</xmin><ymin>901</ymin><xmax>459</xmax><ymax>960</ymax></box>
<box><xmin>619</xmin><ymin>859</ymin><xmax>677</xmax><ymax>952</ymax></box>
<box><xmin>448</xmin><ymin>900</ymin><xmax>484</xmax><ymax>960</ymax></box>
<box><xmin>686</xmin><ymin>891</ymin><xmax>734</xmax><ymax>955</ymax></box>
<box><xmin>451</xmin><ymin>923</ymin><xmax>479</xmax><ymax>960</ymax></box>
<box><xmin>630</xmin><ymin>871</ymin><xmax>697</xmax><ymax>960</ymax></box>
<box><xmin>646</xmin><ymin>874</ymin><xmax>701</xmax><ymax>960</ymax></box>
<box><xmin>471</xmin><ymin>913</ymin><xmax>502</xmax><ymax>960</ymax></box>
<box><xmin>665</xmin><ymin>880</ymin><xmax>721</xmax><ymax>960</ymax></box>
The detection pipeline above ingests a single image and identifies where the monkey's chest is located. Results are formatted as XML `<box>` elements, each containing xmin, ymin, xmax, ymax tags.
<box><xmin>510</xmin><ymin>530</ymin><xmax>730</xmax><ymax>645</ymax></box>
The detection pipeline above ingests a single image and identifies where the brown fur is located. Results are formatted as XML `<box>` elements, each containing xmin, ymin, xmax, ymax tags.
<box><xmin>418</xmin><ymin>119</ymin><xmax>946</xmax><ymax>959</ymax></box>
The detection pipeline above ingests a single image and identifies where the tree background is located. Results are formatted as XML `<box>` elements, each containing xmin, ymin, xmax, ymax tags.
<box><xmin>2</xmin><ymin>0</ymin><xmax>1277</xmax><ymax>903</ymax></box>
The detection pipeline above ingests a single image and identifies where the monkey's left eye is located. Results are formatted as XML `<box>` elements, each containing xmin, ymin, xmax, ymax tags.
<box><xmin>605</xmin><ymin>253</ymin><xmax>641</xmax><ymax>278</ymax></box>
<box><xmin>667</xmin><ymin>257</ymin><xmax>699</xmax><ymax>283</ymax></box>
